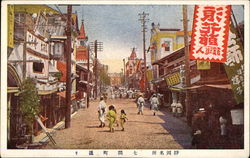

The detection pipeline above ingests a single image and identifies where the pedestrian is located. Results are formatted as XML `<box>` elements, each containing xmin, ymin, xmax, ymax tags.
<box><xmin>120</xmin><ymin>109</ymin><xmax>128</xmax><ymax>131</ymax></box>
<box><xmin>98</xmin><ymin>96</ymin><xmax>107</xmax><ymax>128</ymax></box>
<box><xmin>176</xmin><ymin>100</ymin><xmax>183</xmax><ymax>117</ymax></box>
<box><xmin>171</xmin><ymin>101</ymin><xmax>177</xmax><ymax>117</ymax></box>
<box><xmin>106</xmin><ymin>105</ymin><xmax>117</xmax><ymax>132</ymax></box>
<box><xmin>112</xmin><ymin>104</ymin><xmax>119</xmax><ymax>127</ymax></box>
<box><xmin>219</xmin><ymin>115</ymin><xmax>227</xmax><ymax>140</ymax></box>
<box><xmin>150</xmin><ymin>94</ymin><xmax>159</xmax><ymax>116</ymax></box>
<box><xmin>137</xmin><ymin>93</ymin><xmax>145</xmax><ymax>115</ymax></box>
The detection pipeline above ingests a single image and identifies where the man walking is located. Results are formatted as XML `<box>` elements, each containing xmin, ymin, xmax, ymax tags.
<box><xmin>137</xmin><ymin>93</ymin><xmax>145</xmax><ymax>115</ymax></box>
<box><xmin>150</xmin><ymin>94</ymin><xmax>159</xmax><ymax>116</ymax></box>
<box><xmin>98</xmin><ymin>96</ymin><xmax>107</xmax><ymax>127</ymax></box>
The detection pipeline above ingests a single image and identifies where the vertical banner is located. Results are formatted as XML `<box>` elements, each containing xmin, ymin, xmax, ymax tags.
<box><xmin>190</xmin><ymin>5</ymin><xmax>231</xmax><ymax>62</ymax></box>
<box><xmin>224</xmin><ymin>23</ymin><xmax>244</xmax><ymax>104</ymax></box>
<box><xmin>8</xmin><ymin>5</ymin><xmax>14</xmax><ymax>48</ymax></box>
<box><xmin>146</xmin><ymin>69</ymin><xmax>153</xmax><ymax>82</ymax></box>
<box><xmin>197</xmin><ymin>60</ymin><xmax>211</xmax><ymax>69</ymax></box>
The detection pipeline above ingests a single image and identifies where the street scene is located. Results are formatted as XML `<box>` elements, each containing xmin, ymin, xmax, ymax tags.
<box><xmin>44</xmin><ymin>97</ymin><xmax>191</xmax><ymax>149</ymax></box>
<box><xmin>3</xmin><ymin>1</ymin><xmax>247</xmax><ymax>158</ymax></box>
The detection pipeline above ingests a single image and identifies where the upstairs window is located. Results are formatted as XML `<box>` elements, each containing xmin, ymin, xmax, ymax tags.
<box><xmin>33</xmin><ymin>62</ymin><xmax>44</xmax><ymax>73</ymax></box>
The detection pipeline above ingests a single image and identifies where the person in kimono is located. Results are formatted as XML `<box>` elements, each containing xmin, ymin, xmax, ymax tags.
<box><xmin>106</xmin><ymin>105</ymin><xmax>117</xmax><ymax>132</ymax></box>
<box><xmin>98</xmin><ymin>96</ymin><xmax>106</xmax><ymax>127</ymax></box>
<box><xmin>120</xmin><ymin>109</ymin><xmax>128</xmax><ymax>131</ymax></box>
<box><xmin>137</xmin><ymin>93</ymin><xmax>145</xmax><ymax>115</ymax></box>
<box><xmin>150</xmin><ymin>94</ymin><xmax>159</xmax><ymax>116</ymax></box>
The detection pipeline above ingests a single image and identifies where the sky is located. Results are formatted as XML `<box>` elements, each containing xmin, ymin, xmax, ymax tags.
<box><xmin>49</xmin><ymin>4</ymin><xmax>244</xmax><ymax>73</ymax></box>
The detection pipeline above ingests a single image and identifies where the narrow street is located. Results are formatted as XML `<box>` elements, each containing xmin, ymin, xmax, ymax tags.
<box><xmin>45</xmin><ymin>98</ymin><xmax>192</xmax><ymax>149</ymax></box>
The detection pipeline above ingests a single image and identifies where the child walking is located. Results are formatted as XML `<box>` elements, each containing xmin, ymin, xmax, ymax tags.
<box><xmin>106</xmin><ymin>105</ymin><xmax>117</xmax><ymax>132</ymax></box>
<box><xmin>120</xmin><ymin>109</ymin><xmax>128</xmax><ymax>131</ymax></box>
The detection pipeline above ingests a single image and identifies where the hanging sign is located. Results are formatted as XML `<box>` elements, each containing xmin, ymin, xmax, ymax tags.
<box><xmin>224</xmin><ymin>23</ymin><xmax>244</xmax><ymax>104</ymax></box>
<box><xmin>190</xmin><ymin>5</ymin><xmax>231</xmax><ymax>63</ymax></box>
<box><xmin>197</xmin><ymin>60</ymin><xmax>211</xmax><ymax>69</ymax></box>
<box><xmin>146</xmin><ymin>69</ymin><xmax>153</xmax><ymax>82</ymax></box>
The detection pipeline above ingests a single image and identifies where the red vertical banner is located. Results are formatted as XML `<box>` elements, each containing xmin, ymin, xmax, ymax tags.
<box><xmin>190</xmin><ymin>5</ymin><xmax>231</xmax><ymax>63</ymax></box>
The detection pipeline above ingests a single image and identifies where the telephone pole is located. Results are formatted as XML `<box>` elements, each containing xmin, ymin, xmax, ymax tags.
<box><xmin>138</xmin><ymin>12</ymin><xmax>149</xmax><ymax>93</ymax></box>
<box><xmin>182</xmin><ymin>5</ymin><xmax>192</xmax><ymax>126</ymax></box>
<box><xmin>123</xmin><ymin>58</ymin><xmax>126</xmax><ymax>86</ymax></box>
<box><xmin>65</xmin><ymin>5</ymin><xmax>72</xmax><ymax>128</ymax></box>
<box><xmin>87</xmin><ymin>45</ymin><xmax>90</xmax><ymax>108</ymax></box>
<box><xmin>90</xmin><ymin>40</ymin><xmax>103</xmax><ymax>99</ymax></box>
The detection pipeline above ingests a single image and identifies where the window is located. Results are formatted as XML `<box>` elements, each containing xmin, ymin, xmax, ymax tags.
<box><xmin>33</xmin><ymin>62</ymin><xmax>44</xmax><ymax>73</ymax></box>
<box><xmin>162</xmin><ymin>41</ymin><xmax>170</xmax><ymax>51</ymax></box>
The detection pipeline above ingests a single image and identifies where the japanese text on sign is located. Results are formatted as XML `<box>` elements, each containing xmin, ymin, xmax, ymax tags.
<box><xmin>190</xmin><ymin>5</ymin><xmax>231</xmax><ymax>62</ymax></box>
<box><xmin>224</xmin><ymin>23</ymin><xmax>244</xmax><ymax>104</ymax></box>
<box><xmin>165</xmin><ymin>72</ymin><xmax>181</xmax><ymax>86</ymax></box>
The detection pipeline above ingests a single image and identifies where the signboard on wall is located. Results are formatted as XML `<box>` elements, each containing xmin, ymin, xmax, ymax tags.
<box><xmin>190</xmin><ymin>5</ymin><xmax>231</xmax><ymax>63</ymax></box>
<box><xmin>165</xmin><ymin>72</ymin><xmax>181</xmax><ymax>86</ymax></box>
<box><xmin>223</xmin><ymin>23</ymin><xmax>244</xmax><ymax>104</ymax></box>
<box><xmin>8</xmin><ymin>5</ymin><xmax>14</xmax><ymax>48</ymax></box>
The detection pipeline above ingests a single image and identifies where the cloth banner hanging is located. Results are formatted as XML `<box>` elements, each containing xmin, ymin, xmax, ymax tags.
<box><xmin>190</xmin><ymin>5</ymin><xmax>231</xmax><ymax>63</ymax></box>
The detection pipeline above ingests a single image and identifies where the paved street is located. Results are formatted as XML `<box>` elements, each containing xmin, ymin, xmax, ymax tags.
<box><xmin>44</xmin><ymin>98</ymin><xmax>192</xmax><ymax>149</ymax></box>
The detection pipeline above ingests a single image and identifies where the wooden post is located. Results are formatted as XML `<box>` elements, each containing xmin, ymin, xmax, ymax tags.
<box><xmin>182</xmin><ymin>5</ymin><xmax>192</xmax><ymax>126</ymax></box>
<box><xmin>87</xmin><ymin>46</ymin><xmax>90</xmax><ymax>108</ymax></box>
<box><xmin>65</xmin><ymin>5</ymin><xmax>72</xmax><ymax>129</ymax></box>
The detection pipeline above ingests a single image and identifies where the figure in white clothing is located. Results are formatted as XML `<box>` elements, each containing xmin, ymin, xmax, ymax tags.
<box><xmin>98</xmin><ymin>96</ymin><xmax>107</xmax><ymax>127</ymax></box>
<box><xmin>219</xmin><ymin>116</ymin><xmax>227</xmax><ymax>136</ymax></box>
<box><xmin>150</xmin><ymin>94</ymin><xmax>159</xmax><ymax>116</ymax></box>
<box><xmin>137</xmin><ymin>94</ymin><xmax>145</xmax><ymax>115</ymax></box>
<box><xmin>176</xmin><ymin>100</ymin><xmax>183</xmax><ymax>117</ymax></box>
<box><xmin>171</xmin><ymin>101</ymin><xmax>177</xmax><ymax>117</ymax></box>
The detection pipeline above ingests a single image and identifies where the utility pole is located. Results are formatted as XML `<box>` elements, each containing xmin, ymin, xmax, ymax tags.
<box><xmin>90</xmin><ymin>40</ymin><xmax>103</xmax><ymax>99</ymax></box>
<box><xmin>94</xmin><ymin>40</ymin><xmax>98</xmax><ymax>99</ymax></box>
<box><xmin>65</xmin><ymin>5</ymin><xmax>72</xmax><ymax>129</ymax></box>
<box><xmin>138</xmin><ymin>12</ymin><xmax>149</xmax><ymax>93</ymax></box>
<box><xmin>182</xmin><ymin>5</ymin><xmax>192</xmax><ymax>126</ymax></box>
<box><xmin>123</xmin><ymin>58</ymin><xmax>126</xmax><ymax>87</ymax></box>
<box><xmin>87</xmin><ymin>45</ymin><xmax>90</xmax><ymax>108</ymax></box>
<box><xmin>23</xmin><ymin>13</ymin><xmax>27</xmax><ymax>79</ymax></box>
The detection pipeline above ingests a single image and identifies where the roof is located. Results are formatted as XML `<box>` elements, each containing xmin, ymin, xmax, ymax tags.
<box><xmin>152</xmin><ymin>46</ymin><xmax>185</xmax><ymax>65</ymax></box>
<box><xmin>129</xmin><ymin>48</ymin><xmax>137</xmax><ymax>60</ymax></box>
<box><xmin>78</xmin><ymin>21</ymin><xmax>87</xmax><ymax>39</ymax></box>
<box><xmin>14</xmin><ymin>5</ymin><xmax>59</xmax><ymax>14</ymax></box>
<box><xmin>159</xmin><ymin>28</ymin><xmax>181</xmax><ymax>32</ymax></box>
<box><xmin>76</xmin><ymin>64</ymin><xmax>89</xmax><ymax>72</ymax></box>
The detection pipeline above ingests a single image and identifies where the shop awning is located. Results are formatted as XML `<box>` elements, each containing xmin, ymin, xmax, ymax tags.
<box><xmin>169</xmin><ymin>84</ymin><xmax>231</xmax><ymax>92</ymax></box>
<box><xmin>7</xmin><ymin>87</ymin><xmax>19</xmax><ymax>93</ymax></box>
<box><xmin>57</xmin><ymin>91</ymin><xmax>76</xmax><ymax>100</ymax></box>
<box><xmin>38</xmin><ymin>89</ymin><xmax>58</xmax><ymax>95</ymax></box>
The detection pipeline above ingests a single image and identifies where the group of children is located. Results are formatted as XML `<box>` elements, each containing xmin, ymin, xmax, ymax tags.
<box><xmin>106</xmin><ymin>105</ymin><xmax>128</xmax><ymax>132</ymax></box>
<box><xmin>98</xmin><ymin>96</ymin><xmax>128</xmax><ymax>133</ymax></box>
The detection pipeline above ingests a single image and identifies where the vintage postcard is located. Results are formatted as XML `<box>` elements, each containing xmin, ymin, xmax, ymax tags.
<box><xmin>1</xmin><ymin>0</ymin><xmax>249</xmax><ymax>157</ymax></box>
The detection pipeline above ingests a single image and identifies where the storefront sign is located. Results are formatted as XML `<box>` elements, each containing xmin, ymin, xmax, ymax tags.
<box><xmin>190</xmin><ymin>5</ymin><xmax>231</xmax><ymax>63</ymax></box>
<box><xmin>197</xmin><ymin>60</ymin><xmax>211</xmax><ymax>69</ymax></box>
<box><xmin>26</xmin><ymin>31</ymin><xmax>48</xmax><ymax>56</ymax></box>
<box><xmin>165</xmin><ymin>72</ymin><xmax>180</xmax><ymax>86</ymax></box>
<box><xmin>224</xmin><ymin>23</ymin><xmax>244</xmax><ymax>104</ymax></box>
<box><xmin>8</xmin><ymin>5</ymin><xmax>14</xmax><ymax>48</ymax></box>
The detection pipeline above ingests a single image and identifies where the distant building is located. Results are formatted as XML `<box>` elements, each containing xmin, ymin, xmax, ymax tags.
<box><xmin>109</xmin><ymin>73</ymin><xmax>122</xmax><ymax>87</ymax></box>
<box><xmin>125</xmin><ymin>48</ymin><xmax>145</xmax><ymax>91</ymax></box>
